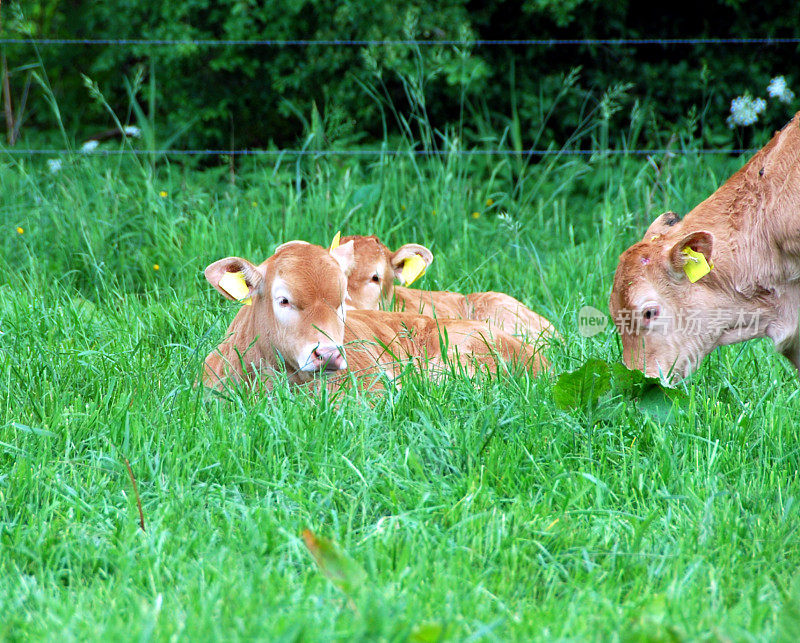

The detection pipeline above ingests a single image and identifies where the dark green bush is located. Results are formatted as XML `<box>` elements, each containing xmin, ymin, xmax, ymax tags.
<box><xmin>2</xmin><ymin>0</ymin><xmax>799</xmax><ymax>150</ymax></box>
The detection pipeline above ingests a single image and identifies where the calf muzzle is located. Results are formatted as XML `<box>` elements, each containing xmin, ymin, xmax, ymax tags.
<box><xmin>310</xmin><ymin>344</ymin><xmax>347</xmax><ymax>371</ymax></box>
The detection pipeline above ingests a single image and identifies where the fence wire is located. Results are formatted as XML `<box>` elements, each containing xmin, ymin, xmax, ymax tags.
<box><xmin>0</xmin><ymin>148</ymin><xmax>759</xmax><ymax>157</ymax></box>
<box><xmin>2</xmin><ymin>37</ymin><xmax>800</xmax><ymax>47</ymax></box>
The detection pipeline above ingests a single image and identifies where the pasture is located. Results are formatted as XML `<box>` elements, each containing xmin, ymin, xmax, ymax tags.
<box><xmin>2</xmin><ymin>146</ymin><xmax>799</xmax><ymax>640</ymax></box>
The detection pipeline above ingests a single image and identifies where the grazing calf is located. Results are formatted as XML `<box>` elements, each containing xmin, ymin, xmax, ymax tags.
<box><xmin>340</xmin><ymin>234</ymin><xmax>555</xmax><ymax>340</ymax></box>
<box><xmin>202</xmin><ymin>241</ymin><xmax>544</xmax><ymax>390</ymax></box>
<box><xmin>609</xmin><ymin>111</ymin><xmax>800</xmax><ymax>382</ymax></box>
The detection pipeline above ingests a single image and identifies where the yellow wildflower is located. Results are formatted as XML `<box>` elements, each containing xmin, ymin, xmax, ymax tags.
<box><xmin>485</xmin><ymin>198</ymin><xmax>494</xmax><ymax>206</ymax></box>
<box><xmin>432</xmin><ymin>209</ymin><xmax>437</xmax><ymax>216</ymax></box>
<box><xmin>471</xmin><ymin>212</ymin><xmax>480</xmax><ymax>219</ymax></box>
<box><xmin>16</xmin><ymin>226</ymin><xmax>24</xmax><ymax>234</ymax></box>
<box><xmin>153</xmin><ymin>264</ymin><xmax>160</xmax><ymax>271</ymax></box>
<box><xmin>159</xmin><ymin>190</ymin><xmax>168</xmax><ymax>198</ymax></box>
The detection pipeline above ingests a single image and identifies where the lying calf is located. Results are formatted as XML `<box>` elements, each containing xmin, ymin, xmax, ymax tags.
<box><xmin>609</xmin><ymin>110</ymin><xmax>800</xmax><ymax>382</ymax></box>
<box><xmin>202</xmin><ymin>240</ymin><xmax>544</xmax><ymax>390</ymax></box>
<box><xmin>340</xmin><ymin>234</ymin><xmax>555</xmax><ymax>340</ymax></box>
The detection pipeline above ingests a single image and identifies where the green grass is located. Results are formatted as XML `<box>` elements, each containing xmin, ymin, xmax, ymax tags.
<box><xmin>1</xmin><ymin>146</ymin><xmax>799</xmax><ymax>641</ymax></box>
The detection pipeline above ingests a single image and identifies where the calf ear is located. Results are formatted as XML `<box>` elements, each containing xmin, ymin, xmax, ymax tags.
<box><xmin>204</xmin><ymin>257</ymin><xmax>265</xmax><ymax>303</ymax></box>
<box><xmin>669</xmin><ymin>231</ymin><xmax>714</xmax><ymax>277</ymax></box>
<box><xmin>330</xmin><ymin>240</ymin><xmax>355</xmax><ymax>276</ymax></box>
<box><xmin>389</xmin><ymin>244</ymin><xmax>434</xmax><ymax>284</ymax></box>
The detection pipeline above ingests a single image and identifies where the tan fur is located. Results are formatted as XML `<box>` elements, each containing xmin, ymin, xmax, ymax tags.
<box><xmin>609</xmin><ymin>111</ymin><xmax>800</xmax><ymax>382</ymax></box>
<box><xmin>202</xmin><ymin>242</ymin><xmax>544</xmax><ymax>391</ymax></box>
<box><xmin>341</xmin><ymin>310</ymin><xmax>544</xmax><ymax>385</ymax></box>
<box><xmin>341</xmin><ymin>234</ymin><xmax>556</xmax><ymax>341</ymax></box>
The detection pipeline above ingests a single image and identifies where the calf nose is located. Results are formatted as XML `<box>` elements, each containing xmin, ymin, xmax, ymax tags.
<box><xmin>311</xmin><ymin>344</ymin><xmax>347</xmax><ymax>371</ymax></box>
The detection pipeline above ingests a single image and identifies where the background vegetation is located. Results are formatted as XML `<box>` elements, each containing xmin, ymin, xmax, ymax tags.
<box><xmin>3</xmin><ymin>0</ymin><xmax>800</xmax><ymax>150</ymax></box>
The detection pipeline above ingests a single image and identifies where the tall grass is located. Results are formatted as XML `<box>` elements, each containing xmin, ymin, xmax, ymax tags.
<box><xmin>2</xmin><ymin>70</ymin><xmax>800</xmax><ymax>638</ymax></box>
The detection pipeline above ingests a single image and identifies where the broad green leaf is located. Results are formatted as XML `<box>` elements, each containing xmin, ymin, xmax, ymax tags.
<box><xmin>610</xmin><ymin>362</ymin><xmax>653</xmax><ymax>396</ymax></box>
<box><xmin>636</xmin><ymin>387</ymin><xmax>680</xmax><ymax>423</ymax></box>
<box><xmin>302</xmin><ymin>529</ymin><xmax>367</xmax><ymax>597</ymax></box>
<box><xmin>410</xmin><ymin>621</ymin><xmax>445</xmax><ymax>642</ymax></box>
<box><xmin>610</xmin><ymin>362</ymin><xmax>684</xmax><ymax>422</ymax></box>
<box><xmin>553</xmin><ymin>358</ymin><xmax>612</xmax><ymax>410</ymax></box>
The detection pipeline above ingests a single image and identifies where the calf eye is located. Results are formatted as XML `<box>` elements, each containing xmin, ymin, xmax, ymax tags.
<box><xmin>278</xmin><ymin>297</ymin><xmax>291</xmax><ymax>308</ymax></box>
<box><xmin>642</xmin><ymin>307</ymin><xmax>660</xmax><ymax>326</ymax></box>
<box><xmin>371</xmin><ymin>274</ymin><xmax>380</xmax><ymax>283</ymax></box>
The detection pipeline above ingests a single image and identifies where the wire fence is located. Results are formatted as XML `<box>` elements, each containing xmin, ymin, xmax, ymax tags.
<box><xmin>1</xmin><ymin>148</ymin><xmax>759</xmax><ymax>157</ymax></box>
<box><xmin>2</xmin><ymin>37</ymin><xmax>800</xmax><ymax>47</ymax></box>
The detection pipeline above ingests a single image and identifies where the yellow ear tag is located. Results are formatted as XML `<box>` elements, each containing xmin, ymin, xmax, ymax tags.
<box><xmin>682</xmin><ymin>247</ymin><xmax>713</xmax><ymax>283</ymax></box>
<box><xmin>401</xmin><ymin>254</ymin><xmax>427</xmax><ymax>286</ymax></box>
<box><xmin>329</xmin><ymin>231</ymin><xmax>341</xmax><ymax>252</ymax></box>
<box><xmin>218</xmin><ymin>271</ymin><xmax>252</xmax><ymax>305</ymax></box>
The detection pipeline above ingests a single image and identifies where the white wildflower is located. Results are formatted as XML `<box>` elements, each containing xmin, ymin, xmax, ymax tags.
<box><xmin>726</xmin><ymin>95</ymin><xmax>762</xmax><ymax>128</ymax></box>
<box><xmin>80</xmin><ymin>140</ymin><xmax>99</xmax><ymax>153</ymax></box>
<box><xmin>767</xmin><ymin>76</ymin><xmax>787</xmax><ymax>98</ymax></box>
<box><xmin>47</xmin><ymin>158</ymin><xmax>62</xmax><ymax>173</ymax></box>
<box><xmin>497</xmin><ymin>211</ymin><xmax>521</xmax><ymax>236</ymax></box>
<box><xmin>767</xmin><ymin>76</ymin><xmax>795</xmax><ymax>103</ymax></box>
<box><xmin>123</xmin><ymin>125</ymin><xmax>142</xmax><ymax>138</ymax></box>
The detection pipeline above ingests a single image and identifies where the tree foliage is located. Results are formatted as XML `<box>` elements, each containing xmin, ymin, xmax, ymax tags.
<box><xmin>2</xmin><ymin>0</ymin><xmax>799</xmax><ymax>149</ymax></box>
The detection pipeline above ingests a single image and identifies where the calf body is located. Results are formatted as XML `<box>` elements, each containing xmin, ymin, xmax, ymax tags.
<box><xmin>341</xmin><ymin>235</ymin><xmax>555</xmax><ymax>340</ymax></box>
<box><xmin>609</xmin><ymin>111</ymin><xmax>800</xmax><ymax>382</ymax></box>
<box><xmin>340</xmin><ymin>310</ymin><xmax>543</xmax><ymax>383</ymax></box>
<box><xmin>202</xmin><ymin>241</ymin><xmax>543</xmax><ymax>390</ymax></box>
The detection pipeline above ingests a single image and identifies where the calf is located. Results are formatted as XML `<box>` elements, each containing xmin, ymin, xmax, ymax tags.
<box><xmin>340</xmin><ymin>234</ymin><xmax>555</xmax><ymax>341</ymax></box>
<box><xmin>609</xmin><ymin>111</ymin><xmax>800</xmax><ymax>382</ymax></box>
<box><xmin>202</xmin><ymin>241</ymin><xmax>544</xmax><ymax>390</ymax></box>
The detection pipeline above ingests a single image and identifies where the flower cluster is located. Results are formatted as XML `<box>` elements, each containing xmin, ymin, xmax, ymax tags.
<box><xmin>767</xmin><ymin>76</ymin><xmax>795</xmax><ymax>103</ymax></box>
<box><xmin>726</xmin><ymin>95</ymin><xmax>766</xmax><ymax>128</ymax></box>
<box><xmin>727</xmin><ymin>76</ymin><xmax>795</xmax><ymax>129</ymax></box>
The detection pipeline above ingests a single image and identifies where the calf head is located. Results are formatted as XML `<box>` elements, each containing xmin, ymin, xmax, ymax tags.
<box><xmin>205</xmin><ymin>241</ymin><xmax>355</xmax><ymax>373</ymax></box>
<box><xmin>610</xmin><ymin>222</ymin><xmax>734</xmax><ymax>382</ymax></box>
<box><xmin>340</xmin><ymin>235</ymin><xmax>433</xmax><ymax>309</ymax></box>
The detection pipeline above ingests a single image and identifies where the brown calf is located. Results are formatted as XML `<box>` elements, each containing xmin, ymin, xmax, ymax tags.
<box><xmin>202</xmin><ymin>241</ymin><xmax>544</xmax><ymax>390</ymax></box>
<box><xmin>340</xmin><ymin>234</ymin><xmax>555</xmax><ymax>340</ymax></box>
<box><xmin>609</xmin><ymin>111</ymin><xmax>800</xmax><ymax>382</ymax></box>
